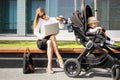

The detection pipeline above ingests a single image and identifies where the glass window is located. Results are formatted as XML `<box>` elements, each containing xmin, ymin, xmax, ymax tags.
<box><xmin>58</xmin><ymin>0</ymin><xmax>94</xmax><ymax>18</ymax></box>
<box><xmin>109</xmin><ymin>0</ymin><xmax>120</xmax><ymax>30</ymax></box>
<box><xmin>97</xmin><ymin>0</ymin><xmax>120</xmax><ymax>30</ymax></box>
<box><xmin>0</xmin><ymin>0</ymin><xmax>17</xmax><ymax>34</ymax></box>
<box><xmin>58</xmin><ymin>0</ymin><xmax>81</xmax><ymax>18</ymax></box>
<box><xmin>26</xmin><ymin>0</ymin><xmax>45</xmax><ymax>34</ymax></box>
<box><xmin>9</xmin><ymin>0</ymin><xmax>17</xmax><ymax>32</ymax></box>
<box><xmin>57</xmin><ymin>0</ymin><xmax>94</xmax><ymax>29</ymax></box>
<box><xmin>57</xmin><ymin>0</ymin><xmax>81</xmax><ymax>30</ymax></box>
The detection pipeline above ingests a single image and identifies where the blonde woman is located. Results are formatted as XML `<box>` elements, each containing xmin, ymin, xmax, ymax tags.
<box><xmin>33</xmin><ymin>7</ymin><xmax>64</xmax><ymax>74</ymax></box>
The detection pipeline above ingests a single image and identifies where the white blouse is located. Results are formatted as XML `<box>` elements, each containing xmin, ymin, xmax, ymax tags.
<box><xmin>34</xmin><ymin>17</ymin><xmax>64</xmax><ymax>39</ymax></box>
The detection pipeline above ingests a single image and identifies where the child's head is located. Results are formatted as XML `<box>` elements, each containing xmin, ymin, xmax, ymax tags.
<box><xmin>88</xmin><ymin>17</ymin><xmax>99</xmax><ymax>28</ymax></box>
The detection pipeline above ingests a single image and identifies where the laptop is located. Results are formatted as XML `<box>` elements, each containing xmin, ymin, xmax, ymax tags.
<box><xmin>42</xmin><ymin>23</ymin><xmax>59</xmax><ymax>37</ymax></box>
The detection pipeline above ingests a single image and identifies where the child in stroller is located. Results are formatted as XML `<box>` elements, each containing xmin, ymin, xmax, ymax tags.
<box><xmin>87</xmin><ymin>16</ymin><xmax>114</xmax><ymax>45</ymax></box>
<box><xmin>63</xmin><ymin>6</ymin><xmax>120</xmax><ymax>80</ymax></box>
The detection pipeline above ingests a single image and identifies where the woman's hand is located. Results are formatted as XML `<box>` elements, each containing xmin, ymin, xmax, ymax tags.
<box><xmin>56</xmin><ymin>16</ymin><xmax>63</xmax><ymax>24</ymax></box>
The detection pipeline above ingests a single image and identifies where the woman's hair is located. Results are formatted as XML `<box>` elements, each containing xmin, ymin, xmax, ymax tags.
<box><xmin>33</xmin><ymin>7</ymin><xmax>46</xmax><ymax>28</ymax></box>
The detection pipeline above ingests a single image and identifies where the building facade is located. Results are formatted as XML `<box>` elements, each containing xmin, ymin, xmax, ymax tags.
<box><xmin>0</xmin><ymin>0</ymin><xmax>120</xmax><ymax>40</ymax></box>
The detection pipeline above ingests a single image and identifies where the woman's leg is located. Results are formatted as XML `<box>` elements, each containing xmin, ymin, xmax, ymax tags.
<box><xmin>47</xmin><ymin>40</ymin><xmax>54</xmax><ymax>73</ymax></box>
<box><xmin>49</xmin><ymin>35</ymin><xmax>64</xmax><ymax>68</ymax></box>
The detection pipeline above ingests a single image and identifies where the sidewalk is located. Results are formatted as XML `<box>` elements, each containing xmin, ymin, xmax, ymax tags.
<box><xmin>0</xmin><ymin>68</ymin><xmax>113</xmax><ymax>80</ymax></box>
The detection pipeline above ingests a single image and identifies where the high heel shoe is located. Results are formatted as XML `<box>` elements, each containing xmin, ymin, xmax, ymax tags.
<box><xmin>46</xmin><ymin>68</ymin><xmax>54</xmax><ymax>74</ymax></box>
<box><xmin>56</xmin><ymin>59</ymin><xmax>64</xmax><ymax>68</ymax></box>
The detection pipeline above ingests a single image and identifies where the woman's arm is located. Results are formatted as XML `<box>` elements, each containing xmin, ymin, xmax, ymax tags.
<box><xmin>34</xmin><ymin>22</ymin><xmax>45</xmax><ymax>39</ymax></box>
<box><xmin>55</xmin><ymin>16</ymin><xmax>64</xmax><ymax>29</ymax></box>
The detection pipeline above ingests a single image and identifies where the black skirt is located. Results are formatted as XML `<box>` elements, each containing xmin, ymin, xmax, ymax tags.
<box><xmin>37</xmin><ymin>36</ymin><xmax>51</xmax><ymax>50</ymax></box>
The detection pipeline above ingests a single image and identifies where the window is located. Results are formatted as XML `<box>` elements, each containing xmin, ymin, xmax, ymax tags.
<box><xmin>109</xmin><ymin>0</ymin><xmax>120</xmax><ymax>30</ymax></box>
<box><xmin>26</xmin><ymin>0</ymin><xmax>45</xmax><ymax>34</ymax></box>
<box><xmin>0</xmin><ymin>0</ymin><xmax>17</xmax><ymax>34</ymax></box>
<box><xmin>97</xmin><ymin>0</ymin><xmax>120</xmax><ymax>30</ymax></box>
<box><xmin>58</xmin><ymin>0</ymin><xmax>81</xmax><ymax>18</ymax></box>
<box><xmin>9</xmin><ymin>0</ymin><xmax>17</xmax><ymax>33</ymax></box>
<box><xmin>57</xmin><ymin>0</ymin><xmax>93</xmax><ymax>30</ymax></box>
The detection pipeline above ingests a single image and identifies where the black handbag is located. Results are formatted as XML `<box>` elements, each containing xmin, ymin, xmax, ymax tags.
<box><xmin>23</xmin><ymin>48</ymin><xmax>35</xmax><ymax>74</ymax></box>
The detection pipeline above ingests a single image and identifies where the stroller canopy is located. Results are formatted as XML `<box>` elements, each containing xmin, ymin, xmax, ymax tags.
<box><xmin>70</xmin><ymin>5</ymin><xmax>93</xmax><ymax>33</ymax></box>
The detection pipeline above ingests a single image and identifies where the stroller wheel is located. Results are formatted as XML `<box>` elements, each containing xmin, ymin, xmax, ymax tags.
<box><xmin>64</xmin><ymin>58</ymin><xmax>81</xmax><ymax>77</ymax></box>
<box><xmin>112</xmin><ymin>64</ymin><xmax>120</xmax><ymax>80</ymax></box>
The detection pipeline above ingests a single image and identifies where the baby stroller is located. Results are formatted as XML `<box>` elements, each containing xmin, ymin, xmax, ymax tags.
<box><xmin>63</xmin><ymin>4</ymin><xmax>120</xmax><ymax>80</ymax></box>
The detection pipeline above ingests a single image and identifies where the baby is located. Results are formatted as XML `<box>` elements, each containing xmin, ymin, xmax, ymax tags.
<box><xmin>87</xmin><ymin>17</ymin><xmax>114</xmax><ymax>45</ymax></box>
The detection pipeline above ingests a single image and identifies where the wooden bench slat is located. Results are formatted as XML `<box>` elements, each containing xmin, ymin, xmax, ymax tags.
<box><xmin>59</xmin><ymin>48</ymin><xmax>84</xmax><ymax>54</ymax></box>
<box><xmin>0</xmin><ymin>48</ymin><xmax>45</xmax><ymax>53</ymax></box>
<box><xmin>0</xmin><ymin>48</ymin><xmax>120</xmax><ymax>54</ymax></box>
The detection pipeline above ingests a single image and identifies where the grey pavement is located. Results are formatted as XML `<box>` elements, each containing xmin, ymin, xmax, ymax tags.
<box><xmin>0</xmin><ymin>68</ymin><xmax>113</xmax><ymax>80</ymax></box>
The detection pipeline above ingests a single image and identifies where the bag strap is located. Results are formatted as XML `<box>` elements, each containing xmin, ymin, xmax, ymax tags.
<box><xmin>24</xmin><ymin>47</ymin><xmax>31</xmax><ymax>55</ymax></box>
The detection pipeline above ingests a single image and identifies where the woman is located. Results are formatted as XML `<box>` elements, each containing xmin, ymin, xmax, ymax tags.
<box><xmin>33</xmin><ymin>7</ymin><xmax>64</xmax><ymax>74</ymax></box>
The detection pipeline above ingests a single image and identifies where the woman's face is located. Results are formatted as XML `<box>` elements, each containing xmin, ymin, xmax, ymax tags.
<box><xmin>38</xmin><ymin>11</ymin><xmax>49</xmax><ymax>20</ymax></box>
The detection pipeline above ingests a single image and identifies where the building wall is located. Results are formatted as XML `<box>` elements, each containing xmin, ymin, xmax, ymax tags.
<box><xmin>0</xmin><ymin>0</ymin><xmax>120</xmax><ymax>40</ymax></box>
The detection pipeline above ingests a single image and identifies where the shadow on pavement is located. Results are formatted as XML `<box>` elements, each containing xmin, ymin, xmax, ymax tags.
<box><xmin>34</xmin><ymin>68</ymin><xmax>46</xmax><ymax>74</ymax></box>
<box><xmin>73</xmin><ymin>68</ymin><xmax>112</xmax><ymax>79</ymax></box>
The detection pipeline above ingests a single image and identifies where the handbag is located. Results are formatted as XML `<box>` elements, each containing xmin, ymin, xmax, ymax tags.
<box><xmin>23</xmin><ymin>48</ymin><xmax>35</xmax><ymax>74</ymax></box>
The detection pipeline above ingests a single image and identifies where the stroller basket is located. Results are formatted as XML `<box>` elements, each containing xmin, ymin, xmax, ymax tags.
<box><xmin>82</xmin><ymin>54</ymin><xmax>108</xmax><ymax>66</ymax></box>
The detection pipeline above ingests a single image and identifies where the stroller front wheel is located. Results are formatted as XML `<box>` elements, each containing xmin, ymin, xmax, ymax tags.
<box><xmin>112</xmin><ymin>64</ymin><xmax>120</xmax><ymax>80</ymax></box>
<box><xmin>64</xmin><ymin>58</ymin><xmax>81</xmax><ymax>77</ymax></box>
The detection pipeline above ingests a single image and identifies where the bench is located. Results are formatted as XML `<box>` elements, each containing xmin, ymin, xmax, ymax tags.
<box><xmin>0</xmin><ymin>47</ymin><xmax>119</xmax><ymax>68</ymax></box>
<box><xmin>0</xmin><ymin>48</ymin><xmax>120</xmax><ymax>54</ymax></box>
<box><xmin>0</xmin><ymin>48</ymin><xmax>83</xmax><ymax>54</ymax></box>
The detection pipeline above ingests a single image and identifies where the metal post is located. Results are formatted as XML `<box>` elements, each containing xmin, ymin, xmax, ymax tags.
<box><xmin>94</xmin><ymin>0</ymin><xmax>97</xmax><ymax>20</ymax></box>
<box><xmin>81</xmin><ymin>0</ymin><xmax>85</xmax><ymax>12</ymax></box>
<box><xmin>74</xmin><ymin>0</ymin><xmax>77</xmax><ymax>11</ymax></box>
<box><xmin>74</xmin><ymin>0</ymin><xmax>78</xmax><ymax>43</ymax></box>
